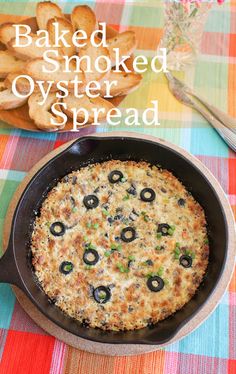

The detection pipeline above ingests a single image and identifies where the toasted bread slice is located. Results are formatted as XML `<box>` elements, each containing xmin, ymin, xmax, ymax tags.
<box><xmin>47</xmin><ymin>17</ymin><xmax>76</xmax><ymax>57</ymax></box>
<box><xmin>4</xmin><ymin>72</ymin><xmax>31</xmax><ymax>94</ymax></box>
<box><xmin>0</xmin><ymin>51</ymin><xmax>25</xmax><ymax>78</ymax></box>
<box><xmin>4</xmin><ymin>72</ymin><xmax>58</xmax><ymax>94</ymax></box>
<box><xmin>63</xmin><ymin>95</ymin><xmax>114</xmax><ymax>124</ymax></box>
<box><xmin>107</xmin><ymin>31</ymin><xmax>137</xmax><ymax>65</ymax></box>
<box><xmin>0</xmin><ymin>81</ymin><xmax>28</xmax><ymax>110</ymax></box>
<box><xmin>36</xmin><ymin>1</ymin><xmax>63</xmax><ymax>30</ymax></box>
<box><xmin>0</xmin><ymin>23</ymin><xmax>16</xmax><ymax>45</ymax></box>
<box><xmin>100</xmin><ymin>71</ymin><xmax>142</xmax><ymax>97</ymax></box>
<box><xmin>8</xmin><ymin>34</ymin><xmax>61</xmax><ymax>61</ymax></box>
<box><xmin>79</xmin><ymin>38</ymin><xmax>110</xmax><ymax>83</ymax></box>
<box><xmin>28</xmin><ymin>92</ymin><xmax>65</xmax><ymax>131</ymax></box>
<box><xmin>71</xmin><ymin>5</ymin><xmax>97</xmax><ymax>38</ymax></box>
<box><xmin>25</xmin><ymin>58</ymin><xmax>86</xmax><ymax>91</ymax></box>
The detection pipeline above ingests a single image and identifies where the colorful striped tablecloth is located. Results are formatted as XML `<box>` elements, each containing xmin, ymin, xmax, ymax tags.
<box><xmin>0</xmin><ymin>0</ymin><xmax>236</xmax><ymax>373</ymax></box>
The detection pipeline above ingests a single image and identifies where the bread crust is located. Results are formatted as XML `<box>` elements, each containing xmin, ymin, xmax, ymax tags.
<box><xmin>36</xmin><ymin>1</ymin><xmax>63</xmax><ymax>30</ymax></box>
<box><xmin>28</xmin><ymin>92</ymin><xmax>65</xmax><ymax>131</ymax></box>
<box><xmin>63</xmin><ymin>94</ymin><xmax>114</xmax><ymax>123</ymax></box>
<box><xmin>71</xmin><ymin>5</ymin><xmax>97</xmax><ymax>37</ymax></box>
<box><xmin>0</xmin><ymin>81</ymin><xmax>28</xmax><ymax>110</ymax></box>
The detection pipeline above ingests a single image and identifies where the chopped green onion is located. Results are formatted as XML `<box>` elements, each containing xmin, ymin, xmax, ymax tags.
<box><xmin>104</xmin><ymin>251</ymin><xmax>111</xmax><ymax>257</ymax></box>
<box><xmin>117</xmin><ymin>263</ymin><xmax>125</xmax><ymax>272</ymax></box>
<box><xmin>128</xmin><ymin>255</ymin><xmax>135</xmax><ymax>261</ymax></box>
<box><xmin>123</xmin><ymin>194</ymin><xmax>130</xmax><ymax>201</ymax></box>
<box><xmin>155</xmin><ymin>245</ymin><xmax>161</xmax><ymax>251</ymax></box>
<box><xmin>98</xmin><ymin>291</ymin><xmax>106</xmax><ymax>299</ymax></box>
<box><xmin>121</xmin><ymin>177</ymin><xmax>126</xmax><ymax>183</ymax></box>
<box><xmin>157</xmin><ymin>266</ymin><xmax>164</xmax><ymax>276</ymax></box>
<box><xmin>146</xmin><ymin>272</ymin><xmax>155</xmax><ymax>278</ymax></box>
<box><xmin>156</xmin><ymin>233</ymin><xmax>162</xmax><ymax>239</ymax></box>
<box><xmin>163</xmin><ymin>278</ymin><xmax>169</xmax><ymax>286</ymax></box>
<box><xmin>93</xmin><ymin>223</ymin><xmax>99</xmax><ymax>229</ymax></box>
<box><xmin>72</xmin><ymin>207</ymin><xmax>78</xmax><ymax>213</ymax></box>
<box><xmin>83</xmin><ymin>236</ymin><xmax>89</xmax><ymax>242</ymax></box>
<box><xmin>88</xmin><ymin>243</ymin><xmax>96</xmax><ymax>250</ymax></box>
<box><xmin>111</xmin><ymin>243</ymin><xmax>122</xmax><ymax>251</ymax></box>
<box><xmin>86</xmin><ymin>222</ymin><xmax>92</xmax><ymax>228</ymax></box>
<box><xmin>167</xmin><ymin>228</ymin><xmax>174</xmax><ymax>236</ymax></box>
<box><xmin>204</xmin><ymin>239</ymin><xmax>209</xmax><ymax>244</ymax></box>
<box><xmin>170</xmin><ymin>225</ymin><xmax>176</xmax><ymax>231</ymax></box>
<box><xmin>85</xmin><ymin>265</ymin><xmax>92</xmax><ymax>270</ymax></box>
<box><xmin>102</xmin><ymin>209</ymin><xmax>109</xmax><ymax>216</ymax></box>
<box><xmin>64</xmin><ymin>264</ymin><xmax>72</xmax><ymax>272</ymax></box>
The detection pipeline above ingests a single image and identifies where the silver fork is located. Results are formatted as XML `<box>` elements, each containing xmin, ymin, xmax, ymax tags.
<box><xmin>165</xmin><ymin>72</ymin><xmax>236</xmax><ymax>152</ymax></box>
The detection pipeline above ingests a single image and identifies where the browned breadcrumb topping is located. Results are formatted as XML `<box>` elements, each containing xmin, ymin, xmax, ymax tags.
<box><xmin>31</xmin><ymin>160</ymin><xmax>209</xmax><ymax>331</ymax></box>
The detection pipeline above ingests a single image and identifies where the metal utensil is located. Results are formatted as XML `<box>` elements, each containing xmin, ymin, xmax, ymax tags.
<box><xmin>165</xmin><ymin>72</ymin><xmax>236</xmax><ymax>152</ymax></box>
<box><xmin>165</xmin><ymin>72</ymin><xmax>236</xmax><ymax>135</ymax></box>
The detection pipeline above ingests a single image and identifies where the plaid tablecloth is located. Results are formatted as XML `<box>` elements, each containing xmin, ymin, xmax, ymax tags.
<box><xmin>0</xmin><ymin>0</ymin><xmax>236</xmax><ymax>373</ymax></box>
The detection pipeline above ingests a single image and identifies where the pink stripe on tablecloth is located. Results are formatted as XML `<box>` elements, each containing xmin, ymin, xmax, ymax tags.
<box><xmin>229</xmin><ymin>292</ymin><xmax>236</xmax><ymax>359</ymax></box>
<box><xmin>0</xmin><ymin>135</ymin><xmax>19</xmax><ymax>170</ymax></box>
<box><xmin>164</xmin><ymin>351</ymin><xmax>179</xmax><ymax>374</ymax></box>
<box><xmin>49</xmin><ymin>339</ymin><xmax>67</xmax><ymax>374</ymax></box>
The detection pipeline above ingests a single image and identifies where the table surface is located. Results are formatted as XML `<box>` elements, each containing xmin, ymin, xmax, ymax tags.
<box><xmin>0</xmin><ymin>1</ymin><xmax>236</xmax><ymax>373</ymax></box>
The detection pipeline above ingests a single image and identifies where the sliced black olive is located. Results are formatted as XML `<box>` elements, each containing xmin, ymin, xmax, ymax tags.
<box><xmin>72</xmin><ymin>176</ymin><xmax>77</xmax><ymax>185</ymax></box>
<box><xmin>70</xmin><ymin>196</ymin><xmax>76</xmax><ymax>207</ymax></box>
<box><xmin>107</xmin><ymin>217</ymin><xmax>114</xmax><ymax>225</ymax></box>
<box><xmin>157</xmin><ymin>223</ymin><xmax>170</xmax><ymax>236</ymax></box>
<box><xmin>93</xmin><ymin>286</ymin><xmax>111</xmax><ymax>304</ymax></box>
<box><xmin>147</xmin><ymin>276</ymin><xmax>164</xmax><ymax>292</ymax></box>
<box><xmin>145</xmin><ymin>259</ymin><xmax>153</xmax><ymax>266</ymax></box>
<box><xmin>121</xmin><ymin>227</ymin><xmax>136</xmax><ymax>242</ymax></box>
<box><xmin>178</xmin><ymin>198</ymin><xmax>186</xmax><ymax>206</ymax></box>
<box><xmin>108</xmin><ymin>170</ymin><xmax>124</xmax><ymax>184</ymax></box>
<box><xmin>114</xmin><ymin>213</ymin><xmax>123</xmax><ymax>221</ymax></box>
<box><xmin>62</xmin><ymin>175</ymin><xmax>69</xmax><ymax>183</ymax></box>
<box><xmin>94</xmin><ymin>187</ymin><xmax>99</xmax><ymax>193</ymax></box>
<box><xmin>140</xmin><ymin>188</ymin><xmax>156</xmax><ymax>202</ymax></box>
<box><xmin>83</xmin><ymin>195</ymin><xmax>99</xmax><ymax>209</ymax></box>
<box><xmin>83</xmin><ymin>249</ymin><xmax>99</xmax><ymax>265</ymax></box>
<box><xmin>127</xmin><ymin>184</ymin><xmax>137</xmax><ymax>196</ymax></box>
<box><xmin>59</xmin><ymin>261</ymin><xmax>73</xmax><ymax>275</ymax></box>
<box><xmin>179</xmin><ymin>255</ymin><xmax>192</xmax><ymax>268</ymax></box>
<box><xmin>50</xmin><ymin>222</ymin><xmax>66</xmax><ymax>236</ymax></box>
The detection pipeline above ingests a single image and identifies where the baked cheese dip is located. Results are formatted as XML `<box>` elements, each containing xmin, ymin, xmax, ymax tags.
<box><xmin>31</xmin><ymin>160</ymin><xmax>209</xmax><ymax>331</ymax></box>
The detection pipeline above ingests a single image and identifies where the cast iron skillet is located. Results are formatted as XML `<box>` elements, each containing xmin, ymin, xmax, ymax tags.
<box><xmin>0</xmin><ymin>135</ymin><xmax>230</xmax><ymax>344</ymax></box>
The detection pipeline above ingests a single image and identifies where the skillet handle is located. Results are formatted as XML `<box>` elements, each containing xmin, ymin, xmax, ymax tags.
<box><xmin>0</xmin><ymin>239</ymin><xmax>24</xmax><ymax>289</ymax></box>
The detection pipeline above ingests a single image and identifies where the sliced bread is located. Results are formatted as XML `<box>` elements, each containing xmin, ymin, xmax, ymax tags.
<box><xmin>107</xmin><ymin>31</ymin><xmax>137</xmax><ymax>65</ymax></box>
<box><xmin>0</xmin><ymin>81</ymin><xmax>28</xmax><ymax>110</ymax></box>
<box><xmin>63</xmin><ymin>94</ymin><xmax>114</xmax><ymax>123</ymax></box>
<box><xmin>0</xmin><ymin>50</ymin><xmax>25</xmax><ymax>78</ymax></box>
<box><xmin>79</xmin><ymin>38</ymin><xmax>110</xmax><ymax>83</ymax></box>
<box><xmin>100</xmin><ymin>71</ymin><xmax>142</xmax><ymax>97</ymax></box>
<box><xmin>71</xmin><ymin>5</ymin><xmax>97</xmax><ymax>38</ymax></box>
<box><xmin>8</xmin><ymin>34</ymin><xmax>61</xmax><ymax>60</ymax></box>
<box><xmin>47</xmin><ymin>17</ymin><xmax>76</xmax><ymax>57</ymax></box>
<box><xmin>36</xmin><ymin>1</ymin><xmax>63</xmax><ymax>30</ymax></box>
<box><xmin>0</xmin><ymin>23</ymin><xmax>16</xmax><ymax>45</ymax></box>
<box><xmin>25</xmin><ymin>58</ymin><xmax>86</xmax><ymax>91</ymax></box>
<box><xmin>28</xmin><ymin>92</ymin><xmax>65</xmax><ymax>131</ymax></box>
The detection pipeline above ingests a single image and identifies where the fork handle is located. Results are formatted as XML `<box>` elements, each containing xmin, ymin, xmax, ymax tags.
<box><xmin>189</xmin><ymin>92</ymin><xmax>236</xmax><ymax>135</ymax></box>
<box><xmin>192</xmin><ymin>101</ymin><xmax>236</xmax><ymax>152</ymax></box>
